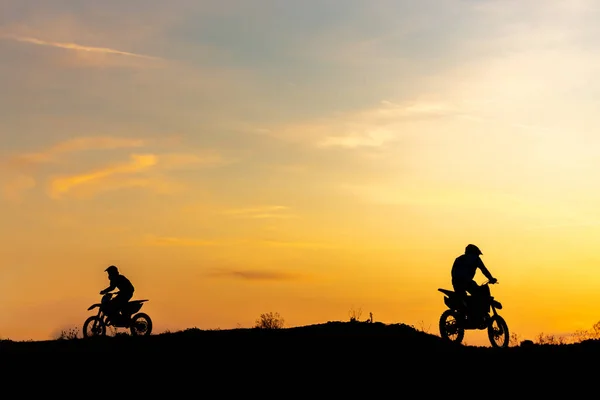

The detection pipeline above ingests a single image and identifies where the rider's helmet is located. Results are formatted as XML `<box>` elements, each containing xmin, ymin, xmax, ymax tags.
<box><xmin>465</xmin><ymin>244</ymin><xmax>482</xmax><ymax>256</ymax></box>
<box><xmin>105</xmin><ymin>265</ymin><xmax>119</xmax><ymax>275</ymax></box>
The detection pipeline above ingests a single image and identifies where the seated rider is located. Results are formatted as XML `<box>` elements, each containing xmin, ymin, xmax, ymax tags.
<box><xmin>100</xmin><ymin>265</ymin><xmax>135</xmax><ymax>324</ymax></box>
<box><xmin>451</xmin><ymin>244</ymin><xmax>497</xmax><ymax>318</ymax></box>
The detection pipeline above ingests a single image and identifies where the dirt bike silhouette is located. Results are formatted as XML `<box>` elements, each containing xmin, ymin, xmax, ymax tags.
<box><xmin>437</xmin><ymin>279</ymin><xmax>509</xmax><ymax>348</ymax></box>
<box><xmin>82</xmin><ymin>292</ymin><xmax>152</xmax><ymax>337</ymax></box>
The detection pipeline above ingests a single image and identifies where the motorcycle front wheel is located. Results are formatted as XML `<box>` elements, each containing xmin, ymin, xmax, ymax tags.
<box><xmin>488</xmin><ymin>314</ymin><xmax>509</xmax><ymax>348</ymax></box>
<box><xmin>130</xmin><ymin>312</ymin><xmax>153</xmax><ymax>336</ymax></box>
<box><xmin>439</xmin><ymin>309</ymin><xmax>465</xmax><ymax>344</ymax></box>
<box><xmin>83</xmin><ymin>316</ymin><xmax>107</xmax><ymax>338</ymax></box>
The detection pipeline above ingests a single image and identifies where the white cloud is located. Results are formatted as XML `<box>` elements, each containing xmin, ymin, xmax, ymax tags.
<box><xmin>261</xmin><ymin>99</ymin><xmax>478</xmax><ymax>149</ymax></box>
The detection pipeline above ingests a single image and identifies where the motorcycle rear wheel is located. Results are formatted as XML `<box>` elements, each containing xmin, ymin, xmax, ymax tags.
<box><xmin>130</xmin><ymin>312</ymin><xmax>153</xmax><ymax>336</ymax></box>
<box><xmin>487</xmin><ymin>314</ymin><xmax>509</xmax><ymax>348</ymax></box>
<box><xmin>439</xmin><ymin>309</ymin><xmax>465</xmax><ymax>344</ymax></box>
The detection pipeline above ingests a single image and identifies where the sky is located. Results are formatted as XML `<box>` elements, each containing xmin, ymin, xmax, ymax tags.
<box><xmin>2</xmin><ymin>0</ymin><xmax>600</xmax><ymax>345</ymax></box>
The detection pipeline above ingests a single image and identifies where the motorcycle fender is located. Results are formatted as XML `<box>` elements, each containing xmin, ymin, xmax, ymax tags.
<box><xmin>443</xmin><ymin>297</ymin><xmax>452</xmax><ymax>308</ymax></box>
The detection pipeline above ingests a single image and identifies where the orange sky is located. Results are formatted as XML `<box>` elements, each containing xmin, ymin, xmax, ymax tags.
<box><xmin>2</xmin><ymin>0</ymin><xmax>600</xmax><ymax>346</ymax></box>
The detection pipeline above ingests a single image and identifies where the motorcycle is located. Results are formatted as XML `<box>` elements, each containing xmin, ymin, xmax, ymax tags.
<box><xmin>437</xmin><ymin>279</ymin><xmax>509</xmax><ymax>348</ymax></box>
<box><xmin>82</xmin><ymin>292</ymin><xmax>153</xmax><ymax>337</ymax></box>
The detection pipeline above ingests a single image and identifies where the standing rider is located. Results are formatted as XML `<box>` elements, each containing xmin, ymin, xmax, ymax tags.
<box><xmin>451</xmin><ymin>244</ymin><xmax>497</xmax><ymax>319</ymax></box>
<box><xmin>100</xmin><ymin>265</ymin><xmax>135</xmax><ymax>324</ymax></box>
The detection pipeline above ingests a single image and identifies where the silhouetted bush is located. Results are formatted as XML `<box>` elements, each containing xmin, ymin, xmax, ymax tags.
<box><xmin>509</xmin><ymin>332</ymin><xmax>522</xmax><ymax>347</ymax></box>
<box><xmin>534</xmin><ymin>320</ymin><xmax>600</xmax><ymax>345</ymax></box>
<box><xmin>255</xmin><ymin>312</ymin><xmax>285</xmax><ymax>329</ymax></box>
<box><xmin>348</xmin><ymin>307</ymin><xmax>375</xmax><ymax>323</ymax></box>
<box><xmin>348</xmin><ymin>306</ymin><xmax>362</xmax><ymax>322</ymax></box>
<box><xmin>415</xmin><ymin>320</ymin><xmax>430</xmax><ymax>333</ymax></box>
<box><xmin>57</xmin><ymin>327</ymin><xmax>79</xmax><ymax>340</ymax></box>
<box><xmin>535</xmin><ymin>332</ymin><xmax>566</xmax><ymax>345</ymax></box>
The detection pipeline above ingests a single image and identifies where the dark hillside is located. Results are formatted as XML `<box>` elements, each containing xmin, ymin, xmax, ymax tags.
<box><xmin>2</xmin><ymin>321</ymin><xmax>598</xmax><ymax>393</ymax></box>
<box><xmin>4</xmin><ymin>320</ymin><xmax>600</xmax><ymax>357</ymax></box>
<box><xmin>0</xmin><ymin>321</ymin><xmax>465</xmax><ymax>355</ymax></box>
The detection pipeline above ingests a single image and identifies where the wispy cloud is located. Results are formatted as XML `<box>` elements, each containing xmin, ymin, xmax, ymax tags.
<box><xmin>260</xmin><ymin>99</ymin><xmax>480</xmax><ymax>149</ymax></box>
<box><xmin>48</xmin><ymin>153</ymin><xmax>157</xmax><ymax>199</ymax></box>
<box><xmin>0</xmin><ymin>34</ymin><xmax>161</xmax><ymax>60</ymax></box>
<box><xmin>1</xmin><ymin>136</ymin><xmax>147</xmax><ymax>200</ymax></box>
<box><xmin>1</xmin><ymin>136</ymin><xmax>229</xmax><ymax>201</ymax></box>
<box><xmin>159</xmin><ymin>151</ymin><xmax>232</xmax><ymax>170</ymax></box>
<box><xmin>206</xmin><ymin>268</ymin><xmax>303</xmax><ymax>281</ymax></box>
<box><xmin>8</xmin><ymin>136</ymin><xmax>146</xmax><ymax>167</ymax></box>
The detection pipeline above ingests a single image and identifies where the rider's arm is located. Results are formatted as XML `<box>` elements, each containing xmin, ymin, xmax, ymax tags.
<box><xmin>100</xmin><ymin>283</ymin><xmax>116</xmax><ymax>294</ymax></box>
<box><xmin>477</xmin><ymin>258</ymin><xmax>494</xmax><ymax>280</ymax></box>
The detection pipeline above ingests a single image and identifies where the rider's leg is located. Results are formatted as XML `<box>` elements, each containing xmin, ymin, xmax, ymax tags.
<box><xmin>111</xmin><ymin>295</ymin><xmax>126</xmax><ymax>321</ymax></box>
<box><xmin>465</xmin><ymin>280</ymin><xmax>486</xmax><ymax>318</ymax></box>
<box><xmin>464</xmin><ymin>280</ymin><xmax>479</xmax><ymax>296</ymax></box>
<box><xmin>451</xmin><ymin>280</ymin><xmax>469</xmax><ymax>310</ymax></box>
<box><xmin>113</xmin><ymin>292</ymin><xmax>133</xmax><ymax>320</ymax></box>
<box><xmin>105</xmin><ymin>301</ymin><xmax>118</xmax><ymax>323</ymax></box>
